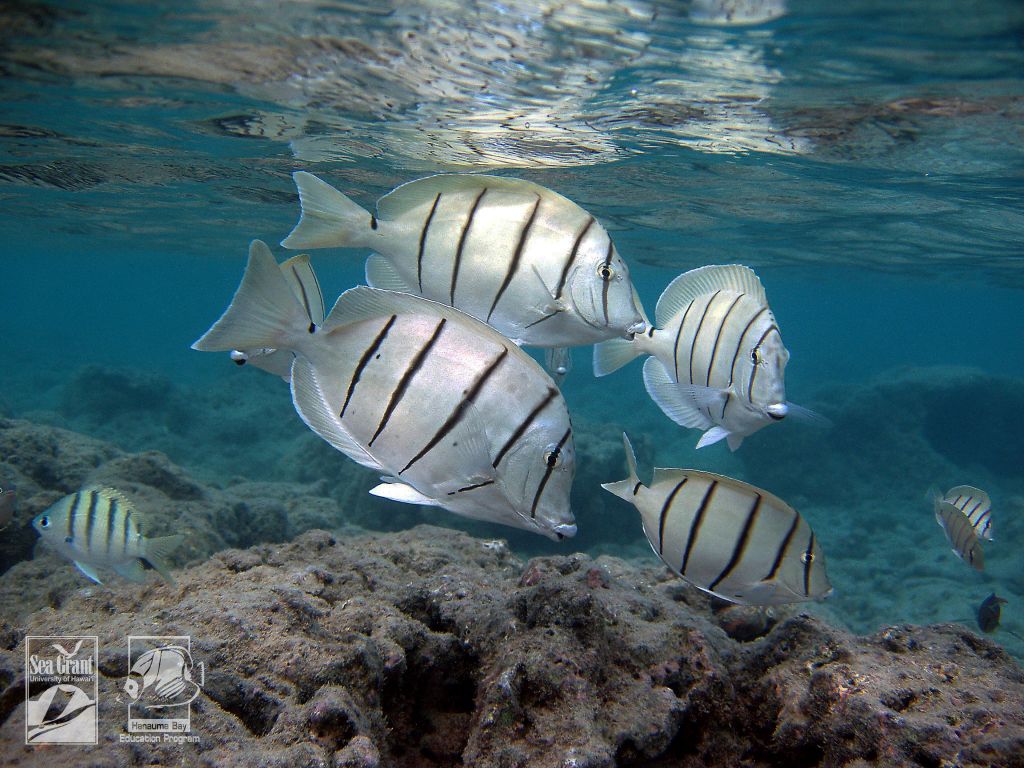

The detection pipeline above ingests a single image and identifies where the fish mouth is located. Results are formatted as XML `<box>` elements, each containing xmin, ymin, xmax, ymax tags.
<box><xmin>766</xmin><ymin>403</ymin><xmax>788</xmax><ymax>421</ymax></box>
<box><xmin>624</xmin><ymin>319</ymin><xmax>647</xmax><ymax>338</ymax></box>
<box><xmin>551</xmin><ymin>522</ymin><xmax>577</xmax><ymax>540</ymax></box>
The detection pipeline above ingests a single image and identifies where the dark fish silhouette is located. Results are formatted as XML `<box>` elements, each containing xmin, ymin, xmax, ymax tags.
<box><xmin>977</xmin><ymin>593</ymin><xmax>1007</xmax><ymax>633</ymax></box>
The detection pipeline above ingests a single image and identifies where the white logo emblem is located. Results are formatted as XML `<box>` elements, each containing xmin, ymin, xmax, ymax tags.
<box><xmin>25</xmin><ymin>635</ymin><xmax>98</xmax><ymax>744</ymax></box>
<box><xmin>124</xmin><ymin>636</ymin><xmax>204</xmax><ymax>736</ymax></box>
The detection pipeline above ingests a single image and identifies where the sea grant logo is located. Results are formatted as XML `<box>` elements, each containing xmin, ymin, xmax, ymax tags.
<box><xmin>122</xmin><ymin>636</ymin><xmax>203</xmax><ymax>744</ymax></box>
<box><xmin>25</xmin><ymin>636</ymin><xmax>98</xmax><ymax>744</ymax></box>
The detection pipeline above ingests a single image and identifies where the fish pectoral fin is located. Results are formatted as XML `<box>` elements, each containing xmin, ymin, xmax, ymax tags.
<box><xmin>696</xmin><ymin>426</ymin><xmax>731</xmax><ymax>449</ymax></box>
<box><xmin>73</xmin><ymin>560</ymin><xmax>103</xmax><ymax>584</ymax></box>
<box><xmin>111</xmin><ymin>559</ymin><xmax>148</xmax><ymax>583</ymax></box>
<box><xmin>785</xmin><ymin>402</ymin><xmax>833</xmax><ymax>429</ymax></box>
<box><xmin>369</xmin><ymin>481</ymin><xmax>441</xmax><ymax>507</ymax></box>
<box><xmin>365</xmin><ymin>253</ymin><xmax>411</xmax><ymax>292</ymax></box>
<box><xmin>641</xmin><ymin>358</ymin><xmax>715</xmax><ymax>430</ymax></box>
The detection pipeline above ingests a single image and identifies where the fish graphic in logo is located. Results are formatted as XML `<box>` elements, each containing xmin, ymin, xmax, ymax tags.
<box><xmin>125</xmin><ymin>637</ymin><xmax>204</xmax><ymax>733</ymax></box>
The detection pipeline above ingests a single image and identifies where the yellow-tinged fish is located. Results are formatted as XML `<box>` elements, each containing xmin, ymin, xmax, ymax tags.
<box><xmin>280</xmin><ymin>172</ymin><xmax>646</xmax><ymax>348</ymax></box>
<box><xmin>193</xmin><ymin>240</ymin><xmax>577</xmax><ymax>541</ymax></box>
<box><xmin>32</xmin><ymin>486</ymin><xmax>183</xmax><ymax>584</ymax></box>
<box><xmin>593</xmin><ymin>264</ymin><xmax>826</xmax><ymax>450</ymax></box>
<box><xmin>602</xmin><ymin>434</ymin><xmax>831</xmax><ymax>605</ymax></box>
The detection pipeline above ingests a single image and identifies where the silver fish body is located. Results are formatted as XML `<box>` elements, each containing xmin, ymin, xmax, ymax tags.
<box><xmin>602</xmin><ymin>434</ymin><xmax>831</xmax><ymax>605</ymax></box>
<box><xmin>281</xmin><ymin>172</ymin><xmax>645</xmax><ymax>347</ymax></box>
<box><xmin>32</xmin><ymin>486</ymin><xmax>183</xmax><ymax>584</ymax></box>
<box><xmin>934</xmin><ymin>499</ymin><xmax>985</xmax><ymax>571</ymax></box>
<box><xmin>594</xmin><ymin>264</ymin><xmax>817</xmax><ymax>451</ymax></box>
<box><xmin>194</xmin><ymin>241</ymin><xmax>577</xmax><ymax>541</ymax></box>
<box><xmin>938</xmin><ymin>485</ymin><xmax>992</xmax><ymax>541</ymax></box>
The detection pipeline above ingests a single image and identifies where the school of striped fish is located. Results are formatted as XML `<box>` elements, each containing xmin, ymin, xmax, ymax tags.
<box><xmin>27</xmin><ymin>171</ymin><xmax>1005</xmax><ymax>613</ymax></box>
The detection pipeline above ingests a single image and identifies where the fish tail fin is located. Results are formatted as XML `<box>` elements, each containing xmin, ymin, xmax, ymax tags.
<box><xmin>601</xmin><ymin>433</ymin><xmax>642</xmax><ymax>502</ymax></box>
<box><xmin>142</xmin><ymin>534</ymin><xmax>184</xmax><ymax>585</ymax></box>
<box><xmin>281</xmin><ymin>171</ymin><xmax>374</xmax><ymax>250</ymax></box>
<box><xmin>926</xmin><ymin>485</ymin><xmax>943</xmax><ymax>514</ymax></box>
<box><xmin>192</xmin><ymin>240</ymin><xmax>308</xmax><ymax>353</ymax></box>
<box><xmin>593</xmin><ymin>337</ymin><xmax>643</xmax><ymax>376</ymax></box>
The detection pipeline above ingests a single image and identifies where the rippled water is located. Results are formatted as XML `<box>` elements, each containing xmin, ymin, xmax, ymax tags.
<box><xmin>2</xmin><ymin>0</ymin><xmax>1023</xmax><ymax>647</ymax></box>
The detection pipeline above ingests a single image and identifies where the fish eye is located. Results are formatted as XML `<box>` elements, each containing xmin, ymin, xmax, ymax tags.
<box><xmin>750</xmin><ymin>347</ymin><xmax>761</xmax><ymax>365</ymax></box>
<box><xmin>596</xmin><ymin>263</ymin><xmax>614</xmax><ymax>281</ymax></box>
<box><xmin>801</xmin><ymin>552</ymin><xmax>815</xmax><ymax>564</ymax></box>
<box><xmin>542</xmin><ymin>446</ymin><xmax>563</xmax><ymax>468</ymax></box>
<box><xmin>39</xmin><ymin>516</ymin><xmax>50</xmax><ymax>528</ymax></box>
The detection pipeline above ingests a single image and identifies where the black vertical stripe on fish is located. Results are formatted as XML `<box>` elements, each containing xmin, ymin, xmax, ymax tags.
<box><xmin>688</xmin><ymin>291</ymin><xmax>722</xmax><ymax>387</ymax></box>
<box><xmin>67</xmin><ymin>491</ymin><xmax>81</xmax><ymax>540</ymax></box>
<box><xmin>747</xmin><ymin>324</ymin><xmax>780</xmax><ymax>397</ymax></box>
<box><xmin>524</xmin><ymin>308</ymin><xmax>562</xmax><ymax>329</ymax></box>
<box><xmin>529</xmin><ymin>426</ymin><xmax>572</xmax><ymax>519</ymax></box>
<box><xmin>417</xmin><ymin>192</ymin><xmax>442</xmax><ymax>292</ymax></box>
<box><xmin>290</xmin><ymin>263</ymin><xmax>315</xmax><ymax>327</ymax></box>
<box><xmin>720</xmin><ymin>391</ymin><xmax>732</xmax><ymax>422</ymax></box>
<box><xmin>762</xmin><ymin>511</ymin><xmax>800</xmax><ymax>582</ymax></box>
<box><xmin>632</xmin><ymin>482</ymin><xmax>642</xmax><ymax>495</ymax></box>
<box><xmin>399</xmin><ymin>346</ymin><xmax>510</xmax><ymax>474</ymax></box>
<box><xmin>658</xmin><ymin>478</ymin><xmax>688</xmax><ymax>556</ymax></box>
<box><xmin>123</xmin><ymin>510</ymin><xmax>132</xmax><ymax>552</ymax></box>
<box><xmin>340</xmin><ymin>314</ymin><xmax>397</xmax><ymax>418</ymax></box>
<box><xmin>599</xmin><ymin>240</ymin><xmax>614</xmax><ymax>327</ymax></box>
<box><xmin>709</xmin><ymin>493</ymin><xmax>763</xmax><ymax>591</ymax></box>
<box><xmin>492</xmin><ymin>387</ymin><xmax>559</xmax><ymax>469</ymax></box>
<box><xmin>369</xmin><ymin>318</ymin><xmax>447</xmax><ymax>447</ymax></box>
<box><xmin>486</xmin><ymin>195</ymin><xmax>541</xmax><ymax>322</ymax></box>
<box><xmin>964</xmin><ymin>500</ymin><xmax>982</xmax><ymax>522</ymax></box>
<box><xmin>680</xmin><ymin>481</ymin><xmax>717</xmax><ymax>576</ymax></box>
<box><xmin>727</xmin><ymin>306</ymin><xmax>769</xmax><ymax>387</ymax></box>
<box><xmin>84</xmin><ymin>489</ymin><xmax>98</xmax><ymax>552</ymax></box>
<box><xmin>552</xmin><ymin>216</ymin><xmax>595</xmax><ymax>301</ymax></box>
<box><xmin>975</xmin><ymin>508</ymin><xmax>991</xmax><ymax>532</ymax></box>
<box><xmin>105</xmin><ymin>497</ymin><xmax>118</xmax><ymax>558</ymax></box>
<box><xmin>672</xmin><ymin>300</ymin><xmax>697</xmax><ymax>381</ymax></box>
<box><xmin>446</xmin><ymin>479</ymin><xmax>496</xmax><ymax>496</ymax></box>
<box><xmin>802</xmin><ymin>533</ymin><xmax>815</xmax><ymax>597</ymax></box>
<box><xmin>706</xmin><ymin>294</ymin><xmax>744</xmax><ymax>387</ymax></box>
<box><xmin>451</xmin><ymin>188</ymin><xmax>488</xmax><ymax>306</ymax></box>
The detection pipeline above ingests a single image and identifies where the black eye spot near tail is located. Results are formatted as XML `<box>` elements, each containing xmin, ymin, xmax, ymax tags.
<box><xmin>370</xmin><ymin>216</ymin><xmax>378</xmax><ymax>230</ymax></box>
<box><xmin>308</xmin><ymin>323</ymin><xmax>316</xmax><ymax>333</ymax></box>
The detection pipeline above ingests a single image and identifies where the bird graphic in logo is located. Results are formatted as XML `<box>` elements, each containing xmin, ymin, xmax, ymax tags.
<box><xmin>124</xmin><ymin>645</ymin><xmax>202</xmax><ymax>707</ymax></box>
<box><xmin>51</xmin><ymin>640</ymin><xmax>84</xmax><ymax>659</ymax></box>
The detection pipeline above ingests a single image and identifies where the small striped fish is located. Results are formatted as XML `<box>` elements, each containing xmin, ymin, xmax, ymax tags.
<box><xmin>934</xmin><ymin>500</ymin><xmax>985</xmax><ymax>571</ymax></box>
<box><xmin>193</xmin><ymin>240</ymin><xmax>577</xmax><ymax>541</ymax></box>
<box><xmin>602</xmin><ymin>434</ymin><xmax>831</xmax><ymax>605</ymax></box>
<box><xmin>594</xmin><ymin>264</ymin><xmax>825</xmax><ymax>450</ymax></box>
<box><xmin>32</xmin><ymin>486</ymin><xmax>183</xmax><ymax>584</ymax></box>
<box><xmin>937</xmin><ymin>485</ymin><xmax>993</xmax><ymax>541</ymax></box>
<box><xmin>280</xmin><ymin>172</ymin><xmax>646</xmax><ymax>348</ymax></box>
<box><xmin>229</xmin><ymin>253</ymin><xmax>325</xmax><ymax>380</ymax></box>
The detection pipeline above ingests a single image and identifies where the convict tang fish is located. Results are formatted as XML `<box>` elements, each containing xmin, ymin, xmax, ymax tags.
<box><xmin>931</xmin><ymin>486</ymin><xmax>988</xmax><ymax>571</ymax></box>
<box><xmin>936</xmin><ymin>485</ymin><xmax>993</xmax><ymax>541</ymax></box>
<box><xmin>602</xmin><ymin>434</ymin><xmax>831</xmax><ymax>605</ymax></box>
<box><xmin>281</xmin><ymin>172</ymin><xmax>646</xmax><ymax>348</ymax></box>
<box><xmin>32</xmin><ymin>486</ymin><xmax>183</xmax><ymax>584</ymax></box>
<box><xmin>194</xmin><ymin>240</ymin><xmax>577</xmax><ymax>541</ymax></box>
<box><xmin>593</xmin><ymin>264</ymin><xmax>824</xmax><ymax>450</ymax></box>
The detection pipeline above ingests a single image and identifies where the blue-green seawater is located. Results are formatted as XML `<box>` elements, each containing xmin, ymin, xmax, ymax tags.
<box><xmin>2</xmin><ymin>0</ymin><xmax>1022</xmax><ymax>656</ymax></box>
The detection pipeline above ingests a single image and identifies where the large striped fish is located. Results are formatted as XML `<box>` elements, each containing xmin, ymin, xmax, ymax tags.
<box><xmin>602</xmin><ymin>434</ymin><xmax>831</xmax><ymax>605</ymax></box>
<box><xmin>593</xmin><ymin>264</ymin><xmax>824</xmax><ymax>451</ymax></box>
<box><xmin>193</xmin><ymin>240</ymin><xmax>577</xmax><ymax>541</ymax></box>
<box><xmin>280</xmin><ymin>172</ymin><xmax>646</xmax><ymax>348</ymax></box>
<box><xmin>32</xmin><ymin>486</ymin><xmax>183</xmax><ymax>584</ymax></box>
<box><xmin>935</xmin><ymin>485</ymin><xmax>993</xmax><ymax>541</ymax></box>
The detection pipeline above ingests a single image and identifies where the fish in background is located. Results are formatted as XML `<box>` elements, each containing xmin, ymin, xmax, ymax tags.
<box><xmin>593</xmin><ymin>264</ymin><xmax>826</xmax><ymax>451</ymax></box>
<box><xmin>193</xmin><ymin>240</ymin><xmax>577</xmax><ymax>541</ymax></box>
<box><xmin>977</xmin><ymin>593</ymin><xmax>1007</xmax><ymax>633</ymax></box>
<box><xmin>601</xmin><ymin>433</ymin><xmax>831</xmax><ymax>605</ymax></box>
<box><xmin>229</xmin><ymin>252</ymin><xmax>324</xmax><ymax>380</ymax></box>
<box><xmin>0</xmin><ymin>484</ymin><xmax>16</xmax><ymax>530</ymax></box>
<box><xmin>930</xmin><ymin>485</ymin><xmax>992</xmax><ymax>571</ymax></box>
<box><xmin>32</xmin><ymin>486</ymin><xmax>183</xmax><ymax>584</ymax></box>
<box><xmin>280</xmin><ymin>172</ymin><xmax>646</xmax><ymax>355</ymax></box>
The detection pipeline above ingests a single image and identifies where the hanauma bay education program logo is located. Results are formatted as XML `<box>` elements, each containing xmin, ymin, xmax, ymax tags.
<box><xmin>123</xmin><ymin>635</ymin><xmax>204</xmax><ymax>739</ymax></box>
<box><xmin>25</xmin><ymin>635</ymin><xmax>98</xmax><ymax>744</ymax></box>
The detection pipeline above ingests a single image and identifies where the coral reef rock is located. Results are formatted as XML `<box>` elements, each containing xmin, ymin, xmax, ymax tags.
<box><xmin>0</xmin><ymin>525</ymin><xmax>1021</xmax><ymax>767</ymax></box>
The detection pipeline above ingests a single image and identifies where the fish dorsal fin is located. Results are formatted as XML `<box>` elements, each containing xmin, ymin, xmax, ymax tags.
<box><xmin>280</xmin><ymin>253</ymin><xmax>325</xmax><ymax>326</ymax></box>
<box><xmin>945</xmin><ymin>485</ymin><xmax>990</xmax><ymax>507</ymax></box>
<box><xmin>651</xmin><ymin>467</ymin><xmax>690</xmax><ymax>487</ymax></box>
<box><xmin>290</xmin><ymin>357</ymin><xmax>383</xmax><ymax>472</ymax></box>
<box><xmin>377</xmin><ymin>174</ymin><xmax>573</xmax><ymax>219</ymax></box>
<box><xmin>655</xmin><ymin>265</ymin><xmax>766</xmax><ymax>328</ymax></box>
<box><xmin>365</xmin><ymin>253</ymin><xmax>412</xmax><ymax>292</ymax></box>
<box><xmin>80</xmin><ymin>485</ymin><xmax>134</xmax><ymax>508</ymax></box>
<box><xmin>323</xmin><ymin>286</ymin><xmax>546</xmax><ymax>375</ymax></box>
<box><xmin>642</xmin><ymin>357</ymin><xmax>714</xmax><ymax>430</ymax></box>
